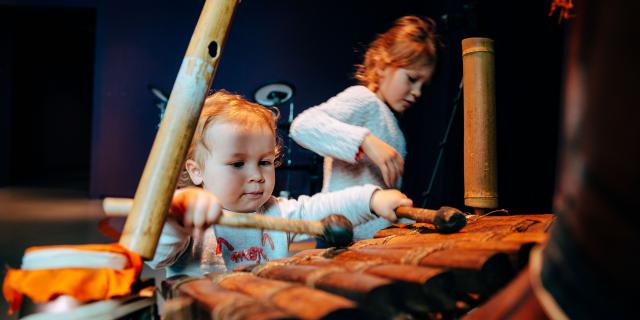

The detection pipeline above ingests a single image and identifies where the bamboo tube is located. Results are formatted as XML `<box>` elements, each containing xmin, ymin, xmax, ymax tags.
<box><xmin>251</xmin><ymin>263</ymin><xmax>427</xmax><ymax>318</ymax></box>
<box><xmin>374</xmin><ymin>228</ymin><xmax>549</xmax><ymax>243</ymax></box>
<box><xmin>289</xmin><ymin>246</ymin><xmax>513</xmax><ymax>297</ymax></box>
<box><xmin>462</xmin><ymin>37</ymin><xmax>499</xmax><ymax>210</ymax></box>
<box><xmin>358</xmin><ymin>242</ymin><xmax>532</xmax><ymax>271</ymax></box>
<box><xmin>162</xmin><ymin>297</ymin><xmax>196</xmax><ymax>320</ymax></box>
<box><xmin>374</xmin><ymin>227</ymin><xmax>422</xmax><ymax>238</ymax></box>
<box><xmin>466</xmin><ymin>214</ymin><xmax>555</xmax><ymax>233</ymax></box>
<box><xmin>459</xmin><ymin>268</ymin><xmax>544</xmax><ymax>320</ymax></box>
<box><xmin>333</xmin><ymin>247</ymin><xmax>513</xmax><ymax>296</ymax></box>
<box><xmin>353</xmin><ymin>232</ymin><xmax>543</xmax><ymax>269</ymax></box>
<box><xmin>119</xmin><ymin>0</ymin><xmax>240</xmax><ymax>259</ymax></box>
<box><xmin>373</xmin><ymin>214</ymin><xmax>554</xmax><ymax>238</ymax></box>
<box><xmin>174</xmin><ymin>279</ymin><xmax>294</xmax><ymax>319</ymax></box>
<box><xmin>360</xmin><ymin>241</ymin><xmax>521</xmax><ymax>255</ymax></box>
<box><xmin>354</xmin><ymin>236</ymin><xmax>521</xmax><ymax>250</ymax></box>
<box><xmin>338</xmin><ymin>247</ymin><xmax>499</xmax><ymax>270</ymax></box>
<box><xmin>357</xmin><ymin>232</ymin><xmax>546</xmax><ymax>249</ymax></box>
<box><xmin>292</xmin><ymin>257</ymin><xmax>457</xmax><ymax>313</ymax></box>
<box><xmin>214</xmin><ymin>273</ymin><xmax>365</xmax><ymax>319</ymax></box>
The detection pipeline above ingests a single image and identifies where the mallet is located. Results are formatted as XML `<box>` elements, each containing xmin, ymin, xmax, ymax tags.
<box><xmin>395</xmin><ymin>206</ymin><xmax>467</xmax><ymax>233</ymax></box>
<box><xmin>103</xmin><ymin>198</ymin><xmax>354</xmax><ymax>247</ymax></box>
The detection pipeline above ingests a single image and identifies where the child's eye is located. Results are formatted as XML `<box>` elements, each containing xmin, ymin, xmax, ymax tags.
<box><xmin>407</xmin><ymin>75</ymin><xmax>417</xmax><ymax>83</ymax></box>
<box><xmin>259</xmin><ymin>160</ymin><xmax>273</xmax><ymax>167</ymax></box>
<box><xmin>230</xmin><ymin>161</ymin><xmax>245</xmax><ymax>168</ymax></box>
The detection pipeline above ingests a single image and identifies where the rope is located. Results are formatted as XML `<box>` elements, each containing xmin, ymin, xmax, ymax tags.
<box><xmin>400</xmin><ymin>243</ymin><xmax>449</xmax><ymax>265</ymax></box>
<box><xmin>464</xmin><ymin>208</ymin><xmax>510</xmax><ymax>224</ymax></box>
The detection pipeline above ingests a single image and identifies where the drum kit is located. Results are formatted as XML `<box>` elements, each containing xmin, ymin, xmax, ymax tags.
<box><xmin>145</xmin><ymin>81</ymin><xmax>322</xmax><ymax>198</ymax></box>
<box><xmin>148</xmin><ymin>84</ymin><xmax>169</xmax><ymax>128</ymax></box>
<box><xmin>253</xmin><ymin>81</ymin><xmax>322</xmax><ymax>198</ymax></box>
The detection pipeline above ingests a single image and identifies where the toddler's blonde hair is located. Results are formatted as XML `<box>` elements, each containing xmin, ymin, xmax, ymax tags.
<box><xmin>178</xmin><ymin>90</ymin><xmax>281</xmax><ymax>188</ymax></box>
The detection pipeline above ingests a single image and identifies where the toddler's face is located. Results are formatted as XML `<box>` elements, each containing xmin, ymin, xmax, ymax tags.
<box><xmin>196</xmin><ymin>121</ymin><xmax>276</xmax><ymax>212</ymax></box>
<box><xmin>377</xmin><ymin>58</ymin><xmax>434</xmax><ymax>113</ymax></box>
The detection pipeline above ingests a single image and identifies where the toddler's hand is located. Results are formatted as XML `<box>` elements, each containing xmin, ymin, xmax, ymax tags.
<box><xmin>170</xmin><ymin>187</ymin><xmax>223</xmax><ymax>230</ymax></box>
<box><xmin>369</xmin><ymin>189</ymin><xmax>413</xmax><ymax>222</ymax></box>
<box><xmin>361</xmin><ymin>133</ymin><xmax>404</xmax><ymax>187</ymax></box>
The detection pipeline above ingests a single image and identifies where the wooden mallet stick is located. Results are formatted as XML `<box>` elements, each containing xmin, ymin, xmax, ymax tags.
<box><xmin>395</xmin><ymin>206</ymin><xmax>467</xmax><ymax>233</ymax></box>
<box><xmin>105</xmin><ymin>198</ymin><xmax>354</xmax><ymax>247</ymax></box>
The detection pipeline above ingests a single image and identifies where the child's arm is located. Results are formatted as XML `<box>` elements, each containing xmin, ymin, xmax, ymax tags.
<box><xmin>278</xmin><ymin>184</ymin><xmax>412</xmax><ymax>229</ymax></box>
<box><xmin>291</xmin><ymin>86</ymin><xmax>403</xmax><ymax>187</ymax></box>
<box><xmin>170</xmin><ymin>187</ymin><xmax>223</xmax><ymax>230</ymax></box>
<box><xmin>290</xmin><ymin>86</ymin><xmax>375</xmax><ymax>163</ymax></box>
<box><xmin>147</xmin><ymin>187</ymin><xmax>222</xmax><ymax>269</ymax></box>
<box><xmin>369</xmin><ymin>188</ymin><xmax>413</xmax><ymax>222</ymax></box>
<box><xmin>360</xmin><ymin>133</ymin><xmax>404</xmax><ymax>187</ymax></box>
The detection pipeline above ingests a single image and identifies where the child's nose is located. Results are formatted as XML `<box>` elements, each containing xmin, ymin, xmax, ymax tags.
<box><xmin>248</xmin><ymin>166</ymin><xmax>265</xmax><ymax>183</ymax></box>
<box><xmin>411</xmin><ymin>86</ymin><xmax>421</xmax><ymax>99</ymax></box>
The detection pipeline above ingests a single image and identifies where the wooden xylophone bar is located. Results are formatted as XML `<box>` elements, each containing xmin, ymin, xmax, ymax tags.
<box><xmin>161</xmin><ymin>213</ymin><xmax>554</xmax><ymax>319</ymax></box>
<box><xmin>240</xmin><ymin>261</ymin><xmax>442</xmax><ymax>317</ymax></box>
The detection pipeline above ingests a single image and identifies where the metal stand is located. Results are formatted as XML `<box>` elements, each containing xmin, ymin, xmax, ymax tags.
<box><xmin>421</xmin><ymin>80</ymin><xmax>463</xmax><ymax>208</ymax></box>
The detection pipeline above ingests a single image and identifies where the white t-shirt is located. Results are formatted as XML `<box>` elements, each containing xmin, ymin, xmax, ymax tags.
<box><xmin>148</xmin><ymin>184</ymin><xmax>380</xmax><ymax>277</ymax></box>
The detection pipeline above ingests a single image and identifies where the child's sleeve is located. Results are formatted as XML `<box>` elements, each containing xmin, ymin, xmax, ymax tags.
<box><xmin>145</xmin><ymin>219</ymin><xmax>191</xmax><ymax>269</ymax></box>
<box><xmin>290</xmin><ymin>86</ymin><xmax>377</xmax><ymax>163</ymax></box>
<box><xmin>276</xmin><ymin>184</ymin><xmax>381</xmax><ymax>242</ymax></box>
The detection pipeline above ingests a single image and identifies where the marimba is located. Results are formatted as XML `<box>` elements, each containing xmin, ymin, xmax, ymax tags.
<box><xmin>160</xmin><ymin>213</ymin><xmax>554</xmax><ymax>319</ymax></box>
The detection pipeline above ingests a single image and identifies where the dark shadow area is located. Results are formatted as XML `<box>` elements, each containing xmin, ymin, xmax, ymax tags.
<box><xmin>1</xmin><ymin>6</ymin><xmax>96</xmax><ymax>192</ymax></box>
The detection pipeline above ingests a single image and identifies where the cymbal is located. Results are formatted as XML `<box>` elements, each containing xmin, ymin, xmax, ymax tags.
<box><xmin>147</xmin><ymin>84</ymin><xmax>168</xmax><ymax>102</ymax></box>
<box><xmin>253</xmin><ymin>82</ymin><xmax>295</xmax><ymax>107</ymax></box>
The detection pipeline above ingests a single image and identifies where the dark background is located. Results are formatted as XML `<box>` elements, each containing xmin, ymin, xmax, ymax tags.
<box><xmin>0</xmin><ymin>0</ymin><xmax>567</xmax><ymax>214</ymax></box>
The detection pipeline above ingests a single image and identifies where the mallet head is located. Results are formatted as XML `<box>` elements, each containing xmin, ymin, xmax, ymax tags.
<box><xmin>434</xmin><ymin>206</ymin><xmax>467</xmax><ymax>233</ymax></box>
<box><xmin>319</xmin><ymin>214</ymin><xmax>354</xmax><ymax>247</ymax></box>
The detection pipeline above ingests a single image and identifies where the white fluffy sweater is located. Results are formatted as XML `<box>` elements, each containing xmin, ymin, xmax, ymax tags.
<box><xmin>290</xmin><ymin>85</ymin><xmax>410</xmax><ymax>239</ymax></box>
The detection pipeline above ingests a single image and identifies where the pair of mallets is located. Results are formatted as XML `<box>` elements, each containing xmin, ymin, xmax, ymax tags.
<box><xmin>104</xmin><ymin>198</ymin><xmax>466</xmax><ymax>247</ymax></box>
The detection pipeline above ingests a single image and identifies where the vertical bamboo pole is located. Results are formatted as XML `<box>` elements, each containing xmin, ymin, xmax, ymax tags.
<box><xmin>462</xmin><ymin>37</ymin><xmax>499</xmax><ymax>211</ymax></box>
<box><xmin>119</xmin><ymin>0</ymin><xmax>239</xmax><ymax>259</ymax></box>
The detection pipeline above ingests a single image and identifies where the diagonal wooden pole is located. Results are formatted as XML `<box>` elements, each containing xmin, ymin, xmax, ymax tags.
<box><xmin>119</xmin><ymin>0</ymin><xmax>240</xmax><ymax>259</ymax></box>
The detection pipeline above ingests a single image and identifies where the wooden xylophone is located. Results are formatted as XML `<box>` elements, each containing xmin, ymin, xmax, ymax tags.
<box><xmin>161</xmin><ymin>213</ymin><xmax>554</xmax><ymax>319</ymax></box>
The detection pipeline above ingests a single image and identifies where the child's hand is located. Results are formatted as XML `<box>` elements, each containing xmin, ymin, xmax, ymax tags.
<box><xmin>361</xmin><ymin>133</ymin><xmax>404</xmax><ymax>187</ymax></box>
<box><xmin>369</xmin><ymin>189</ymin><xmax>413</xmax><ymax>222</ymax></box>
<box><xmin>170</xmin><ymin>187</ymin><xmax>223</xmax><ymax>230</ymax></box>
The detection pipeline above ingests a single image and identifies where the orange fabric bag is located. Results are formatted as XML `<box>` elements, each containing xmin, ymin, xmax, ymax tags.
<box><xmin>2</xmin><ymin>243</ymin><xmax>142</xmax><ymax>315</ymax></box>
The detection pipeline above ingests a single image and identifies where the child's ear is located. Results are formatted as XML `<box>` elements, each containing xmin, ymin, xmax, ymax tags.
<box><xmin>185</xmin><ymin>159</ymin><xmax>204</xmax><ymax>185</ymax></box>
<box><xmin>375</xmin><ymin>57</ymin><xmax>390</xmax><ymax>77</ymax></box>
<box><xmin>377</xmin><ymin>64</ymin><xmax>392</xmax><ymax>78</ymax></box>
